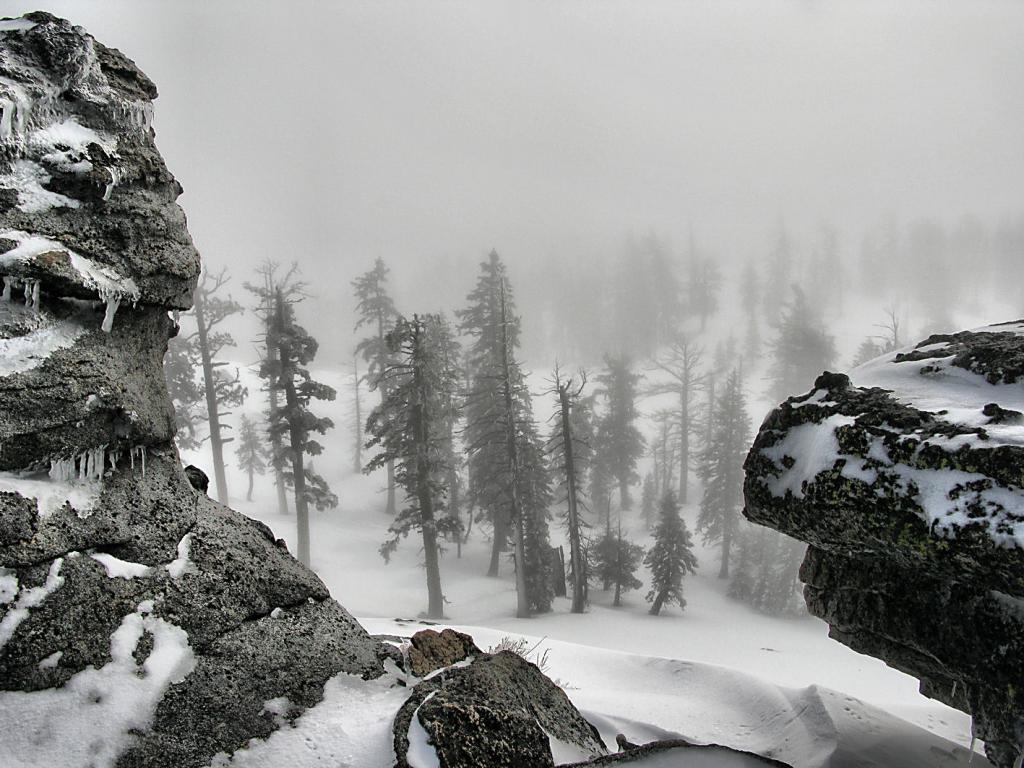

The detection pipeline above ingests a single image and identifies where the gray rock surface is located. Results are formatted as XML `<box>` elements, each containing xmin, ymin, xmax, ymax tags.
<box><xmin>744</xmin><ymin>323</ymin><xmax>1024</xmax><ymax>767</ymax></box>
<box><xmin>393</xmin><ymin>649</ymin><xmax>607</xmax><ymax>768</ymax></box>
<box><xmin>0</xmin><ymin>13</ymin><xmax>386</xmax><ymax>768</ymax></box>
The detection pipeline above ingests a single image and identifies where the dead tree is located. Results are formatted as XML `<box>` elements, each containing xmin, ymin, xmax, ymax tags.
<box><xmin>648</xmin><ymin>335</ymin><xmax>705</xmax><ymax>505</ymax></box>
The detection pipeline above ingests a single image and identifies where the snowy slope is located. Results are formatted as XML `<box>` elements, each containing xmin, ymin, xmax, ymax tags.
<box><xmin>203</xmin><ymin>617</ymin><xmax>983</xmax><ymax>768</ymax></box>
<box><xmin>177</xmin><ymin>357</ymin><xmax>985</xmax><ymax>765</ymax></box>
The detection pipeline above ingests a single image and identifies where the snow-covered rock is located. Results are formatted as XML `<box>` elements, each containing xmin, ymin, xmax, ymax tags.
<box><xmin>743</xmin><ymin>323</ymin><xmax>1024</xmax><ymax>768</ymax></box>
<box><xmin>0</xmin><ymin>14</ymin><xmax>387</xmax><ymax>768</ymax></box>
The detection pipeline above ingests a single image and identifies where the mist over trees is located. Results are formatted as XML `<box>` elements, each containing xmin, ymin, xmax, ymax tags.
<box><xmin>163</xmin><ymin>204</ymin><xmax>1024</xmax><ymax>620</ymax></box>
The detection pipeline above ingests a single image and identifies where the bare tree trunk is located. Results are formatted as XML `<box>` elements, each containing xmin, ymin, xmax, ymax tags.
<box><xmin>246</xmin><ymin>466</ymin><xmax>254</xmax><ymax>501</ymax></box>
<box><xmin>194</xmin><ymin>289</ymin><xmax>229</xmax><ymax>505</ymax></box>
<box><xmin>613</xmin><ymin>519</ymin><xmax>623</xmax><ymax>607</ymax></box>
<box><xmin>649</xmin><ymin>592</ymin><xmax>665</xmax><ymax>616</ymax></box>
<box><xmin>411</xmin><ymin>326</ymin><xmax>444</xmax><ymax>618</ymax></box>
<box><xmin>499</xmin><ymin>279</ymin><xmax>530</xmax><ymax>619</ymax></box>
<box><xmin>267</xmin><ymin>344</ymin><xmax>290</xmax><ymax>516</ymax></box>
<box><xmin>719</xmin><ymin>529</ymin><xmax>731</xmax><ymax>579</ymax></box>
<box><xmin>377</xmin><ymin>314</ymin><xmax>398</xmax><ymax>516</ymax></box>
<box><xmin>275</xmin><ymin>291</ymin><xmax>310</xmax><ymax>567</ymax></box>
<box><xmin>679</xmin><ymin>387</ymin><xmax>689</xmax><ymax>504</ymax></box>
<box><xmin>557</xmin><ymin>379</ymin><xmax>586</xmax><ymax>613</ymax></box>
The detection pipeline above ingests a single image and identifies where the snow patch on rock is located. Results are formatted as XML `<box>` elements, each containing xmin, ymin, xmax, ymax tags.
<box><xmin>0</xmin><ymin>468</ymin><xmax>99</xmax><ymax>518</ymax></box>
<box><xmin>0</xmin><ymin>557</ymin><xmax>65</xmax><ymax>650</ymax></box>
<box><xmin>166</xmin><ymin>533</ymin><xmax>198</xmax><ymax>579</ymax></box>
<box><xmin>204</xmin><ymin>674</ymin><xmax>410</xmax><ymax>768</ymax></box>
<box><xmin>0</xmin><ymin>603</ymin><xmax>196</xmax><ymax>768</ymax></box>
<box><xmin>89</xmin><ymin>552</ymin><xmax>152</xmax><ymax>580</ymax></box>
<box><xmin>761</xmin><ymin>414</ymin><xmax>858</xmax><ymax>499</ymax></box>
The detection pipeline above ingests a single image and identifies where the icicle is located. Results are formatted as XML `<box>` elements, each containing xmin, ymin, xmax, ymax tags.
<box><xmin>101</xmin><ymin>294</ymin><xmax>120</xmax><ymax>333</ymax></box>
<box><xmin>30</xmin><ymin>280</ymin><xmax>39</xmax><ymax>311</ymax></box>
<box><xmin>129</xmin><ymin>446</ymin><xmax>146</xmax><ymax>477</ymax></box>
<box><xmin>1</xmin><ymin>276</ymin><xmax>11</xmax><ymax>301</ymax></box>
<box><xmin>102</xmin><ymin>166</ymin><xmax>120</xmax><ymax>202</ymax></box>
<box><xmin>22</xmin><ymin>281</ymin><xmax>30</xmax><ymax>304</ymax></box>
<box><xmin>109</xmin><ymin>450</ymin><xmax>118</xmax><ymax>471</ymax></box>
<box><xmin>129</xmin><ymin>448</ymin><xmax>135</xmax><ymax>471</ymax></box>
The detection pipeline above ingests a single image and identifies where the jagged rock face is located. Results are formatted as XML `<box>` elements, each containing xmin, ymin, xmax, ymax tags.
<box><xmin>744</xmin><ymin>323</ymin><xmax>1024</xmax><ymax>768</ymax></box>
<box><xmin>394</xmin><ymin>650</ymin><xmax>608</xmax><ymax>768</ymax></box>
<box><xmin>0</xmin><ymin>14</ymin><xmax>386</xmax><ymax>768</ymax></box>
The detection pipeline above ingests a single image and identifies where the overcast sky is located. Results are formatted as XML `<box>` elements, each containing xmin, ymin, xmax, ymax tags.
<box><xmin>7</xmin><ymin>1</ymin><xmax>1024</xmax><ymax>350</ymax></box>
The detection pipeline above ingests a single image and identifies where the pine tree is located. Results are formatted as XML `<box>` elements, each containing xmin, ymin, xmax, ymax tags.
<box><xmin>740</xmin><ymin>259</ymin><xmax>762</xmax><ymax>363</ymax></box>
<box><xmin>687</xmin><ymin>232</ymin><xmax>723</xmax><ymax>332</ymax></box>
<box><xmin>763</xmin><ymin>224</ymin><xmax>794</xmax><ymax>325</ymax></box>
<box><xmin>548</xmin><ymin>367</ymin><xmax>590</xmax><ymax>613</ymax></box>
<box><xmin>245</xmin><ymin>260</ymin><xmax>300</xmax><ymax>517</ymax></box>
<box><xmin>696</xmin><ymin>369</ymin><xmax>751</xmax><ymax>579</ymax></box>
<box><xmin>728</xmin><ymin>523</ymin><xmax>806</xmax><ymax>616</ymax></box>
<box><xmin>458</xmin><ymin>252</ymin><xmax>551</xmax><ymax>616</ymax></box>
<box><xmin>767</xmin><ymin>285</ymin><xmax>837</xmax><ymax>402</ymax></box>
<box><xmin>235</xmin><ymin>414</ymin><xmax>270</xmax><ymax>502</ymax></box>
<box><xmin>457</xmin><ymin>250</ymin><xmax>520</xmax><ymax>577</ymax></box>
<box><xmin>645</xmin><ymin>490</ymin><xmax>698</xmax><ymax>615</ymax></box>
<box><xmin>163</xmin><ymin>269</ymin><xmax>248</xmax><ymax>504</ymax></box>
<box><xmin>165</xmin><ymin>319</ymin><xmax>205</xmax><ymax>450</ymax></box>
<box><xmin>365</xmin><ymin>314</ymin><xmax>462</xmax><ymax>619</ymax></box>
<box><xmin>353</xmin><ymin>258</ymin><xmax>401</xmax><ymax>515</ymax></box>
<box><xmin>640</xmin><ymin>473</ymin><xmax>657</xmax><ymax>530</ymax></box>
<box><xmin>594</xmin><ymin>354</ymin><xmax>645</xmax><ymax>510</ymax></box>
<box><xmin>262</xmin><ymin>286</ymin><xmax>338</xmax><ymax>567</ymax></box>
<box><xmin>648</xmin><ymin>335</ymin><xmax>704</xmax><ymax>504</ymax></box>
<box><xmin>593</xmin><ymin>519</ymin><xmax>644</xmax><ymax>607</ymax></box>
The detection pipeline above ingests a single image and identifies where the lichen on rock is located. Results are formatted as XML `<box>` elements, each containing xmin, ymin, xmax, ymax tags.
<box><xmin>0</xmin><ymin>14</ymin><xmax>386</xmax><ymax>767</ymax></box>
<box><xmin>744</xmin><ymin>322</ymin><xmax>1024</xmax><ymax>767</ymax></box>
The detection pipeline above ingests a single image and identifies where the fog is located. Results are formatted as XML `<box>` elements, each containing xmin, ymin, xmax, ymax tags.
<box><xmin>9</xmin><ymin>0</ymin><xmax>1024</xmax><ymax>364</ymax></box>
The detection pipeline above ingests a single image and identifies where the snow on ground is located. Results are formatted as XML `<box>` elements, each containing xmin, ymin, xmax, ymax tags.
<box><xmin>177</xmin><ymin>296</ymin><xmax>1023</xmax><ymax>767</ymax></box>
<box><xmin>178</xmin><ymin>357</ymin><xmax>982</xmax><ymax>765</ymax></box>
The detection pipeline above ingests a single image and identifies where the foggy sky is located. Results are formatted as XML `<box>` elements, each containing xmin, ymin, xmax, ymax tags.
<box><xmin>6</xmin><ymin>1</ymin><xmax>1024</xmax><ymax>358</ymax></box>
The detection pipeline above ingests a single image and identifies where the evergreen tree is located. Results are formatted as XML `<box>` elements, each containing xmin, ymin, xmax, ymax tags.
<box><xmin>696</xmin><ymin>369</ymin><xmax>751</xmax><ymax>579</ymax></box>
<box><xmin>458</xmin><ymin>252</ymin><xmax>551</xmax><ymax>615</ymax></box>
<box><xmin>245</xmin><ymin>260</ymin><xmax>301</xmax><ymax>517</ymax></box>
<box><xmin>593</xmin><ymin>520</ymin><xmax>644</xmax><ymax>607</ymax></box>
<box><xmin>261</xmin><ymin>286</ymin><xmax>338</xmax><ymax>567</ymax></box>
<box><xmin>163</xmin><ymin>269</ymin><xmax>247</xmax><ymax>504</ymax></box>
<box><xmin>763</xmin><ymin>224</ymin><xmax>794</xmax><ymax>325</ymax></box>
<box><xmin>353</xmin><ymin>258</ymin><xmax>401</xmax><ymax>515</ymax></box>
<box><xmin>365</xmin><ymin>314</ymin><xmax>462</xmax><ymax>619</ymax></box>
<box><xmin>740</xmin><ymin>259</ymin><xmax>762</xmax><ymax>363</ymax></box>
<box><xmin>458</xmin><ymin>251</ymin><xmax>518</xmax><ymax>577</ymax></box>
<box><xmin>687</xmin><ymin>233</ymin><xmax>723</xmax><ymax>332</ymax></box>
<box><xmin>728</xmin><ymin>523</ymin><xmax>806</xmax><ymax>616</ymax></box>
<box><xmin>235</xmin><ymin>414</ymin><xmax>270</xmax><ymax>502</ymax></box>
<box><xmin>165</xmin><ymin>320</ymin><xmax>205</xmax><ymax>450</ymax></box>
<box><xmin>548</xmin><ymin>367</ymin><xmax>590</xmax><ymax>613</ymax></box>
<box><xmin>648</xmin><ymin>335</ymin><xmax>704</xmax><ymax>504</ymax></box>
<box><xmin>767</xmin><ymin>286</ymin><xmax>837</xmax><ymax>402</ymax></box>
<box><xmin>594</xmin><ymin>354</ymin><xmax>645</xmax><ymax>510</ymax></box>
<box><xmin>644</xmin><ymin>490</ymin><xmax>698</xmax><ymax>615</ymax></box>
<box><xmin>640</xmin><ymin>473</ymin><xmax>657</xmax><ymax>530</ymax></box>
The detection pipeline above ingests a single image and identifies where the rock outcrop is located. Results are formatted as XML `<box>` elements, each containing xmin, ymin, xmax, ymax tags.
<box><xmin>0</xmin><ymin>14</ymin><xmax>385</xmax><ymax>767</ymax></box>
<box><xmin>744</xmin><ymin>322</ymin><xmax>1024</xmax><ymax>768</ymax></box>
<box><xmin>393</xmin><ymin>649</ymin><xmax>608</xmax><ymax>768</ymax></box>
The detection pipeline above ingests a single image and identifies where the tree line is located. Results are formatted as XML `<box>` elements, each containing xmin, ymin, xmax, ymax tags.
<box><xmin>165</xmin><ymin>244</ymin><xmax>846</xmax><ymax>620</ymax></box>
